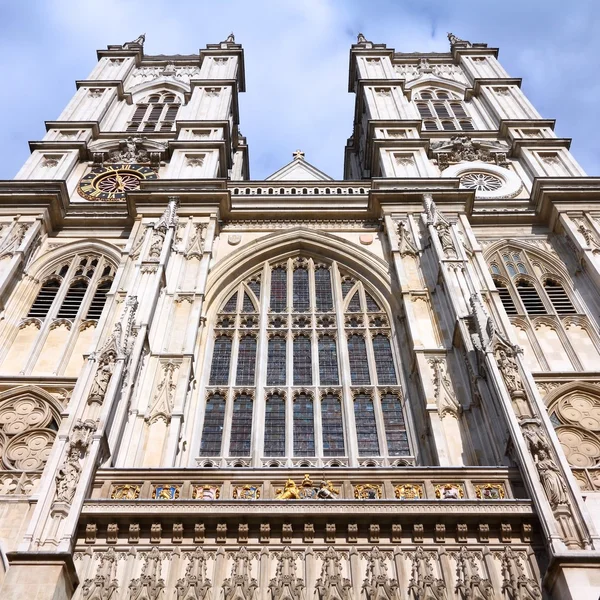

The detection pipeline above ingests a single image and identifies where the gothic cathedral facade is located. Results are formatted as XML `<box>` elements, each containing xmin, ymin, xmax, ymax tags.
<box><xmin>0</xmin><ymin>31</ymin><xmax>598</xmax><ymax>600</ymax></box>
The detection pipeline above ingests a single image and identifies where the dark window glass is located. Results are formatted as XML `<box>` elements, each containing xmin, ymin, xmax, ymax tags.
<box><xmin>242</xmin><ymin>292</ymin><xmax>255</xmax><ymax>313</ymax></box>
<box><xmin>354</xmin><ymin>393</ymin><xmax>380</xmax><ymax>456</ymax></box>
<box><xmin>318</xmin><ymin>335</ymin><xmax>339</xmax><ymax>385</ymax></box>
<box><xmin>222</xmin><ymin>292</ymin><xmax>238</xmax><ymax>313</ymax></box>
<box><xmin>270</xmin><ymin>267</ymin><xmax>287</xmax><ymax>312</ymax></box>
<box><xmin>199</xmin><ymin>393</ymin><xmax>226</xmax><ymax>456</ymax></box>
<box><xmin>451</xmin><ymin>102</ymin><xmax>467</xmax><ymax>117</ymax></box>
<box><xmin>293</xmin><ymin>393</ymin><xmax>315</xmax><ymax>456</ymax></box>
<box><xmin>146</xmin><ymin>104</ymin><xmax>163</xmax><ymax>123</ymax></box>
<box><xmin>381</xmin><ymin>392</ymin><xmax>409</xmax><ymax>455</ymax></box>
<box><xmin>372</xmin><ymin>335</ymin><xmax>397</xmax><ymax>384</ymax></box>
<box><xmin>424</xmin><ymin>121</ymin><xmax>439</xmax><ymax>131</ymax></box>
<box><xmin>264</xmin><ymin>394</ymin><xmax>286</xmax><ymax>456</ymax></box>
<box><xmin>347</xmin><ymin>292</ymin><xmax>361</xmax><ymax>312</ymax></box>
<box><xmin>315</xmin><ymin>267</ymin><xmax>333</xmax><ymax>311</ymax></box>
<box><xmin>57</xmin><ymin>280</ymin><xmax>88</xmax><ymax>319</ymax></box>
<box><xmin>347</xmin><ymin>334</ymin><xmax>370</xmax><ymax>385</ymax></box>
<box><xmin>267</xmin><ymin>335</ymin><xmax>286</xmax><ymax>385</ymax></box>
<box><xmin>127</xmin><ymin>104</ymin><xmax>148</xmax><ymax>132</ymax></box>
<box><xmin>544</xmin><ymin>280</ymin><xmax>576</xmax><ymax>314</ymax></box>
<box><xmin>341</xmin><ymin>278</ymin><xmax>355</xmax><ymax>298</ymax></box>
<box><xmin>209</xmin><ymin>335</ymin><xmax>232</xmax><ymax>385</ymax></box>
<box><xmin>434</xmin><ymin>103</ymin><xmax>451</xmax><ymax>118</ymax></box>
<box><xmin>516</xmin><ymin>282</ymin><xmax>546</xmax><ymax>315</ymax></box>
<box><xmin>248</xmin><ymin>278</ymin><xmax>261</xmax><ymax>300</ymax></box>
<box><xmin>28</xmin><ymin>279</ymin><xmax>61</xmax><ymax>318</ymax></box>
<box><xmin>229</xmin><ymin>394</ymin><xmax>253</xmax><ymax>455</ymax></box>
<box><xmin>86</xmin><ymin>279</ymin><xmax>112</xmax><ymax>320</ymax></box>
<box><xmin>365</xmin><ymin>292</ymin><xmax>380</xmax><ymax>312</ymax></box>
<box><xmin>321</xmin><ymin>393</ymin><xmax>345</xmax><ymax>456</ymax></box>
<box><xmin>293</xmin><ymin>267</ymin><xmax>310</xmax><ymax>312</ymax></box>
<box><xmin>236</xmin><ymin>335</ymin><xmax>257</xmax><ymax>385</ymax></box>
<box><xmin>293</xmin><ymin>335</ymin><xmax>312</xmax><ymax>385</ymax></box>
<box><xmin>442</xmin><ymin>121</ymin><xmax>457</xmax><ymax>131</ymax></box>
<box><xmin>459</xmin><ymin>120</ymin><xmax>475</xmax><ymax>131</ymax></box>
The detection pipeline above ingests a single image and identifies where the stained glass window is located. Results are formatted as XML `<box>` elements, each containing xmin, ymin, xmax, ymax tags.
<box><xmin>347</xmin><ymin>334</ymin><xmax>370</xmax><ymax>385</ymax></box>
<box><xmin>293</xmin><ymin>393</ymin><xmax>315</xmax><ymax>456</ymax></box>
<box><xmin>222</xmin><ymin>292</ymin><xmax>238</xmax><ymax>313</ymax></box>
<box><xmin>236</xmin><ymin>335</ymin><xmax>257</xmax><ymax>385</ymax></box>
<box><xmin>372</xmin><ymin>334</ymin><xmax>397</xmax><ymax>384</ymax></box>
<box><xmin>365</xmin><ymin>292</ymin><xmax>380</xmax><ymax>312</ymax></box>
<box><xmin>248</xmin><ymin>278</ymin><xmax>261</xmax><ymax>300</ymax></box>
<box><xmin>267</xmin><ymin>335</ymin><xmax>286</xmax><ymax>386</ymax></box>
<box><xmin>318</xmin><ymin>334</ymin><xmax>339</xmax><ymax>385</ymax></box>
<box><xmin>293</xmin><ymin>267</ymin><xmax>310</xmax><ymax>312</ymax></box>
<box><xmin>347</xmin><ymin>291</ymin><xmax>361</xmax><ymax>312</ymax></box>
<box><xmin>321</xmin><ymin>393</ymin><xmax>345</xmax><ymax>456</ymax></box>
<box><xmin>199</xmin><ymin>393</ymin><xmax>226</xmax><ymax>456</ymax></box>
<box><xmin>209</xmin><ymin>335</ymin><xmax>232</xmax><ymax>385</ymax></box>
<box><xmin>264</xmin><ymin>394</ymin><xmax>286</xmax><ymax>456</ymax></box>
<box><xmin>315</xmin><ymin>267</ymin><xmax>333</xmax><ymax>311</ymax></box>
<box><xmin>354</xmin><ymin>393</ymin><xmax>380</xmax><ymax>456</ymax></box>
<box><xmin>242</xmin><ymin>292</ymin><xmax>255</xmax><ymax>313</ymax></box>
<box><xmin>270</xmin><ymin>267</ymin><xmax>287</xmax><ymax>312</ymax></box>
<box><xmin>381</xmin><ymin>392</ymin><xmax>409</xmax><ymax>455</ymax></box>
<box><xmin>229</xmin><ymin>393</ymin><xmax>253</xmax><ymax>455</ymax></box>
<box><xmin>293</xmin><ymin>335</ymin><xmax>312</xmax><ymax>385</ymax></box>
<box><xmin>341</xmin><ymin>277</ymin><xmax>355</xmax><ymax>298</ymax></box>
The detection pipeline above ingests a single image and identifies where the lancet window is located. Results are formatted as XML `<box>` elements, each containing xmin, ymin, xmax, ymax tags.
<box><xmin>488</xmin><ymin>245</ymin><xmax>600</xmax><ymax>372</ymax></box>
<box><xmin>200</xmin><ymin>257</ymin><xmax>412</xmax><ymax>467</ymax></box>
<box><xmin>126</xmin><ymin>92</ymin><xmax>181</xmax><ymax>133</ymax></box>
<box><xmin>414</xmin><ymin>88</ymin><xmax>475</xmax><ymax>132</ymax></box>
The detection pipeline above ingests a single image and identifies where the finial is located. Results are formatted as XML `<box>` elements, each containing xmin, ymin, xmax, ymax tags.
<box><xmin>293</xmin><ymin>150</ymin><xmax>305</xmax><ymax>161</ymax></box>
<box><xmin>124</xmin><ymin>33</ymin><xmax>145</xmax><ymax>48</ymax></box>
<box><xmin>225</xmin><ymin>32</ymin><xmax>235</xmax><ymax>43</ymax></box>
<box><xmin>447</xmin><ymin>32</ymin><xmax>471</xmax><ymax>47</ymax></box>
<box><xmin>357</xmin><ymin>32</ymin><xmax>368</xmax><ymax>44</ymax></box>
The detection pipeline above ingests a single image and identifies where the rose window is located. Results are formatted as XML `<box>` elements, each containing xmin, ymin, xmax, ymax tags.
<box><xmin>459</xmin><ymin>172</ymin><xmax>503</xmax><ymax>192</ymax></box>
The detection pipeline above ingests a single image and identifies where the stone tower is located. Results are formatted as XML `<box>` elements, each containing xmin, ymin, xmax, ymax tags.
<box><xmin>0</xmin><ymin>31</ymin><xmax>598</xmax><ymax>600</ymax></box>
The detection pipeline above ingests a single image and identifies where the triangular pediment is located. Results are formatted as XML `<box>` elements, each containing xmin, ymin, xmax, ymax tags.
<box><xmin>266</xmin><ymin>153</ymin><xmax>333</xmax><ymax>181</ymax></box>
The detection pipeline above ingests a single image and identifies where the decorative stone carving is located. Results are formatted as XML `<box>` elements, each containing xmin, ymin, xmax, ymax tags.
<box><xmin>92</xmin><ymin>295</ymin><xmax>138</xmax><ymax>362</ymax></box>
<box><xmin>495</xmin><ymin>347</ymin><xmax>531</xmax><ymax>417</ymax></box>
<box><xmin>89</xmin><ymin>354</ymin><xmax>116</xmax><ymax>404</ymax></box>
<box><xmin>353</xmin><ymin>483</ymin><xmax>382</xmax><ymax>499</ymax></box>
<box><xmin>362</xmin><ymin>548</ymin><xmax>399</xmax><ymax>600</ymax></box>
<box><xmin>147</xmin><ymin>197</ymin><xmax>179</xmax><ymax>261</ymax></box>
<box><xmin>232</xmin><ymin>484</ymin><xmax>260</xmax><ymax>500</ymax></box>
<box><xmin>434</xmin><ymin>483</ymin><xmax>464</xmax><ymax>499</ymax></box>
<box><xmin>269</xmin><ymin>547</ymin><xmax>305</xmax><ymax>600</ymax></box>
<box><xmin>124</xmin><ymin>33</ymin><xmax>145</xmax><ymax>48</ymax></box>
<box><xmin>429</xmin><ymin>358</ymin><xmax>461</xmax><ymax>418</ymax></box>
<box><xmin>152</xmin><ymin>483</ymin><xmax>180</xmax><ymax>500</ymax></box>
<box><xmin>146</xmin><ymin>361</ymin><xmax>178</xmax><ymax>423</ymax></box>
<box><xmin>54</xmin><ymin>446</ymin><xmax>82</xmax><ymax>504</ymax></box>
<box><xmin>315</xmin><ymin>547</ymin><xmax>351</xmax><ymax>600</ymax></box>
<box><xmin>430</xmin><ymin>136</ymin><xmax>509</xmax><ymax>171</ymax></box>
<box><xmin>423</xmin><ymin>195</ymin><xmax>457</xmax><ymax>259</ymax></box>
<box><xmin>176</xmin><ymin>548</ymin><xmax>212</xmax><ymax>600</ymax></box>
<box><xmin>81</xmin><ymin>548</ymin><xmax>119</xmax><ymax>600</ymax></box>
<box><xmin>396</xmin><ymin>221</ymin><xmax>418</xmax><ymax>257</ymax></box>
<box><xmin>574</xmin><ymin>219</ymin><xmax>600</xmax><ymax>253</ymax></box>
<box><xmin>474</xmin><ymin>483</ymin><xmax>506</xmax><ymax>499</ymax></box>
<box><xmin>111</xmin><ymin>484</ymin><xmax>141</xmax><ymax>499</ymax></box>
<box><xmin>0</xmin><ymin>223</ymin><xmax>28</xmax><ymax>258</ymax></box>
<box><xmin>407</xmin><ymin>547</ymin><xmax>447</xmax><ymax>600</ymax></box>
<box><xmin>185</xmin><ymin>223</ymin><xmax>207</xmax><ymax>260</ymax></box>
<box><xmin>275</xmin><ymin>474</ymin><xmax>339</xmax><ymax>499</ymax></box>
<box><xmin>395</xmin><ymin>59</ymin><xmax>466</xmax><ymax>83</ymax></box>
<box><xmin>128</xmin><ymin>547</ymin><xmax>166</xmax><ymax>600</ymax></box>
<box><xmin>453</xmin><ymin>547</ymin><xmax>493</xmax><ymax>600</ymax></box>
<box><xmin>103</xmin><ymin>136</ymin><xmax>164</xmax><ymax>165</ymax></box>
<box><xmin>497</xmin><ymin>547</ymin><xmax>541</xmax><ymax>599</ymax></box>
<box><xmin>448</xmin><ymin>32</ymin><xmax>472</xmax><ymax>47</ymax></box>
<box><xmin>192</xmin><ymin>484</ymin><xmax>220</xmax><ymax>500</ymax></box>
<box><xmin>222</xmin><ymin>547</ymin><xmax>258</xmax><ymax>600</ymax></box>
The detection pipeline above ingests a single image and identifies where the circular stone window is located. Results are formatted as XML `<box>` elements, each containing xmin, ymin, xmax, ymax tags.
<box><xmin>441</xmin><ymin>160</ymin><xmax>523</xmax><ymax>200</ymax></box>
<box><xmin>459</xmin><ymin>172</ymin><xmax>503</xmax><ymax>192</ymax></box>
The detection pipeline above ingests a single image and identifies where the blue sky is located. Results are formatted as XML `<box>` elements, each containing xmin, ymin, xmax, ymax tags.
<box><xmin>0</xmin><ymin>0</ymin><xmax>599</xmax><ymax>180</ymax></box>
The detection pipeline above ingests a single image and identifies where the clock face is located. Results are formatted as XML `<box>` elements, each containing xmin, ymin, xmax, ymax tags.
<box><xmin>77</xmin><ymin>164</ymin><xmax>158</xmax><ymax>201</ymax></box>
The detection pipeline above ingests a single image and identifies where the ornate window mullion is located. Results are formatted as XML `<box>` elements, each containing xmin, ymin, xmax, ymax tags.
<box><xmin>331</xmin><ymin>261</ymin><xmax>358</xmax><ymax>465</ymax></box>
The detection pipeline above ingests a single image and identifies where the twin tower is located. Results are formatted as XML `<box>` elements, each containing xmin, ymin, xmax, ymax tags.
<box><xmin>0</xmin><ymin>32</ymin><xmax>598</xmax><ymax>599</ymax></box>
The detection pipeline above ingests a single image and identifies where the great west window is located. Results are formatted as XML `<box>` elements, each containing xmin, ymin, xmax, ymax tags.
<box><xmin>199</xmin><ymin>257</ymin><xmax>412</xmax><ymax>467</ymax></box>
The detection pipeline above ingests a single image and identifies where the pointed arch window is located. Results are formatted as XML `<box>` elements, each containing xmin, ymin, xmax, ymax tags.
<box><xmin>544</xmin><ymin>280</ymin><xmax>576</xmax><ymax>314</ymax></box>
<box><xmin>516</xmin><ymin>281</ymin><xmax>546</xmax><ymax>315</ymax></box>
<box><xmin>204</xmin><ymin>258</ymin><xmax>413</xmax><ymax>464</ymax></box>
<box><xmin>199</xmin><ymin>393</ymin><xmax>226</xmax><ymax>456</ymax></box>
<box><xmin>28</xmin><ymin>278</ymin><xmax>61</xmax><ymax>318</ymax></box>
<box><xmin>414</xmin><ymin>88</ymin><xmax>474</xmax><ymax>131</ymax></box>
<box><xmin>86</xmin><ymin>279</ymin><xmax>112</xmax><ymax>320</ymax></box>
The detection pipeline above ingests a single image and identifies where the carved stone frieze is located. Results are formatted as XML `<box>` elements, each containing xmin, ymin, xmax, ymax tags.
<box><xmin>176</xmin><ymin>548</ymin><xmax>212</xmax><ymax>600</ymax></box>
<box><xmin>430</xmin><ymin>136</ymin><xmax>509</xmax><ymax>171</ymax></box>
<box><xmin>269</xmin><ymin>547</ymin><xmax>305</xmax><ymax>600</ymax></box>
<box><xmin>222</xmin><ymin>547</ymin><xmax>257</xmax><ymax>600</ymax></box>
<box><xmin>315</xmin><ymin>547</ymin><xmax>351</xmax><ymax>600</ymax></box>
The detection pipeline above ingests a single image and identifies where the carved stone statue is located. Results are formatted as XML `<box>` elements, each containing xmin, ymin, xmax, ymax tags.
<box><xmin>106</xmin><ymin>136</ymin><xmax>150</xmax><ymax>164</ymax></box>
<box><xmin>536</xmin><ymin>449</ymin><xmax>569</xmax><ymax>508</ymax></box>
<box><xmin>434</xmin><ymin>222</ymin><xmax>456</xmax><ymax>258</ymax></box>
<box><xmin>317</xmin><ymin>480</ymin><xmax>338</xmax><ymax>499</ymax></box>
<box><xmin>276</xmin><ymin>478</ymin><xmax>301</xmax><ymax>500</ymax></box>
<box><xmin>55</xmin><ymin>447</ymin><xmax>82</xmax><ymax>504</ymax></box>
<box><xmin>89</xmin><ymin>357</ymin><xmax>115</xmax><ymax>403</ymax></box>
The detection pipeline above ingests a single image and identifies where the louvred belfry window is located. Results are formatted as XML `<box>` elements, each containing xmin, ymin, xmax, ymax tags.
<box><xmin>413</xmin><ymin>88</ymin><xmax>475</xmax><ymax>132</ymax></box>
<box><xmin>127</xmin><ymin>92</ymin><xmax>181</xmax><ymax>133</ymax></box>
<box><xmin>202</xmin><ymin>258</ymin><xmax>412</xmax><ymax>464</ymax></box>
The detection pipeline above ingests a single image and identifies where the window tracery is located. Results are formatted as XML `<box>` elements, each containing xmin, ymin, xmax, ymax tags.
<box><xmin>200</xmin><ymin>258</ymin><xmax>411</xmax><ymax>464</ymax></box>
<box><xmin>414</xmin><ymin>88</ymin><xmax>474</xmax><ymax>132</ymax></box>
